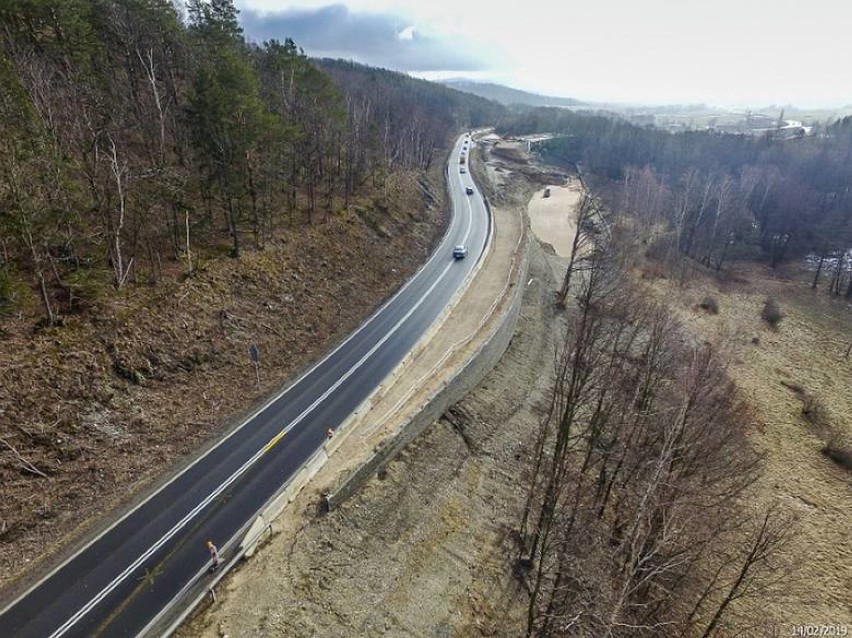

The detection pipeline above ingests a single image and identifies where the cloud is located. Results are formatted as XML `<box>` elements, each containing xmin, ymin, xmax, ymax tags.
<box><xmin>238</xmin><ymin>4</ymin><xmax>488</xmax><ymax>73</ymax></box>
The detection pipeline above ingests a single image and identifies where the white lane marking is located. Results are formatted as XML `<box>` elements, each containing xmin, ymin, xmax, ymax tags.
<box><xmin>0</xmin><ymin>135</ymin><xmax>471</xmax><ymax>621</ymax></box>
<box><xmin>142</xmin><ymin>165</ymin><xmax>480</xmax><ymax>638</ymax></box>
<box><xmin>48</xmin><ymin>199</ymin><xmax>476</xmax><ymax>638</ymax></box>
<box><xmin>463</xmin><ymin>192</ymin><xmax>474</xmax><ymax>245</ymax></box>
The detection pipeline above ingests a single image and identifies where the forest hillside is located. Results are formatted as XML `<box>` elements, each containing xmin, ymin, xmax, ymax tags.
<box><xmin>0</xmin><ymin>0</ymin><xmax>500</xmax><ymax>591</ymax></box>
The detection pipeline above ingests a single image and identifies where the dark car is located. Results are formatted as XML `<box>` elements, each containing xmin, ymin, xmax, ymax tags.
<box><xmin>465</xmin><ymin>186</ymin><xmax>474</xmax><ymax>195</ymax></box>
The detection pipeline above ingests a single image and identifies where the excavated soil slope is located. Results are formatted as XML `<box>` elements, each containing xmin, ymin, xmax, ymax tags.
<box><xmin>180</xmin><ymin>236</ymin><xmax>561</xmax><ymax>638</ymax></box>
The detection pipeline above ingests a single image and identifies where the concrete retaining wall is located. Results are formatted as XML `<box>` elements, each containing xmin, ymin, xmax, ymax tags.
<box><xmin>324</xmin><ymin>217</ymin><xmax>530</xmax><ymax>511</ymax></box>
<box><xmin>159</xmin><ymin>150</ymin><xmax>528</xmax><ymax>638</ymax></box>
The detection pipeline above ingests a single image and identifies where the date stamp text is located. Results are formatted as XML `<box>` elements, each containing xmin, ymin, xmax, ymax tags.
<box><xmin>790</xmin><ymin>625</ymin><xmax>848</xmax><ymax>637</ymax></box>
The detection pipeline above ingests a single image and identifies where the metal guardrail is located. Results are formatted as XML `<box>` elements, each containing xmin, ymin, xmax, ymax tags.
<box><xmin>141</xmin><ymin>134</ymin><xmax>477</xmax><ymax>638</ymax></box>
<box><xmin>142</xmin><ymin>489</ymin><xmax>278</xmax><ymax>637</ymax></box>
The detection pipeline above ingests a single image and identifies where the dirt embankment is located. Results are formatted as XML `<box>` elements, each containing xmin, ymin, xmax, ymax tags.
<box><xmin>178</xmin><ymin>136</ymin><xmax>568</xmax><ymax>638</ymax></box>
<box><xmin>0</xmin><ymin>169</ymin><xmax>446</xmax><ymax>597</ymax></box>
<box><xmin>181</xmin><ymin>241</ymin><xmax>559</xmax><ymax>638</ymax></box>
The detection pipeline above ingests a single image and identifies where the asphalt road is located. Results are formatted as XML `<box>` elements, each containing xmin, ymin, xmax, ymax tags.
<box><xmin>0</xmin><ymin>134</ymin><xmax>489</xmax><ymax>638</ymax></box>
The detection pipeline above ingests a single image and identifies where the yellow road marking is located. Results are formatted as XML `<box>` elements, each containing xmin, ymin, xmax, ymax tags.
<box><xmin>263</xmin><ymin>431</ymin><xmax>286</xmax><ymax>453</ymax></box>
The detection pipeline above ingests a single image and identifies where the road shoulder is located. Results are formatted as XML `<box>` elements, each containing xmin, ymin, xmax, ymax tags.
<box><xmin>177</xmin><ymin>140</ymin><xmax>540</xmax><ymax>638</ymax></box>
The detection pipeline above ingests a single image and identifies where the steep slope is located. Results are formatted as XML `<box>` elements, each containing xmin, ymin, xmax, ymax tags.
<box><xmin>0</xmin><ymin>169</ymin><xmax>447</xmax><ymax>596</ymax></box>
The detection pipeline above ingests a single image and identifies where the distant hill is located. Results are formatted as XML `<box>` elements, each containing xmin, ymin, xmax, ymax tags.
<box><xmin>440</xmin><ymin>79</ymin><xmax>587</xmax><ymax>108</ymax></box>
<box><xmin>316</xmin><ymin>60</ymin><xmax>507</xmax><ymax>132</ymax></box>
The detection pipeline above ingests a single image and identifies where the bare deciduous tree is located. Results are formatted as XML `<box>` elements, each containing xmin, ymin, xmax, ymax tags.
<box><xmin>518</xmin><ymin>226</ymin><xmax>784</xmax><ymax>638</ymax></box>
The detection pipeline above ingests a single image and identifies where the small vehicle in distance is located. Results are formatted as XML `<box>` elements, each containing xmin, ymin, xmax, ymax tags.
<box><xmin>465</xmin><ymin>186</ymin><xmax>474</xmax><ymax>195</ymax></box>
<box><xmin>453</xmin><ymin>244</ymin><xmax>468</xmax><ymax>259</ymax></box>
<box><xmin>460</xmin><ymin>166</ymin><xmax>466</xmax><ymax>173</ymax></box>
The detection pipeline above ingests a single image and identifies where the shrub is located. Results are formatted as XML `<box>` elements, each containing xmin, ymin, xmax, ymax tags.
<box><xmin>0</xmin><ymin>268</ymin><xmax>28</xmax><ymax>316</ymax></box>
<box><xmin>640</xmin><ymin>263</ymin><xmax>667</xmax><ymax>280</ymax></box>
<box><xmin>821</xmin><ymin>441</ymin><xmax>852</xmax><ymax>472</ymax></box>
<box><xmin>761</xmin><ymin>297</ymin><xmax>783</xmax><ymax>327</ymax></box>
<box><xmin>643</xmin><ymin>235</ymin><xmax>675</xmax><ymax>262</ymax></box>
<box><xmin>801</xmin><ymin>393</ymin><xmax>828</xmax><ymax>427</ymax></box>
<box><xmin>699</xmin><ymin>296</ymin><xmax>719</xmax><ymax>314</ymax></box>
<box><xmin>0</xmin><ymin>269</ymin><xmax>11</xmax><ymax>304</ymax></box>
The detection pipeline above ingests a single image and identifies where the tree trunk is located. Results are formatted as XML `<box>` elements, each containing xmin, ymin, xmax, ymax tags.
<box><xmin>812</xmin><ymin>254</ymin><xmax>825</xmax><ymax>289</ymax></box>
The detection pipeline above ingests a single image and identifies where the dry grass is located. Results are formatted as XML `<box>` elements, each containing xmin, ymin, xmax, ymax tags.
<box><xmin>646</xmin><ymin>261</ymin><xmax>852</xmax><ymax>628</ymax></box>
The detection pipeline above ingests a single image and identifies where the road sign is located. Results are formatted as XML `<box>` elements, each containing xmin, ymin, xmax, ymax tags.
<box><xmin>249</xmin><ymin>344</ymin><xmax>260</xmax><ymax>388</ymax></box>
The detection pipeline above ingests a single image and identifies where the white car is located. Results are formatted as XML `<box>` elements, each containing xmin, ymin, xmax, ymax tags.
<box><xmin>453</xmin><ymin>245</ymin><xmax>468</xmax><ymax>259</ymax></box>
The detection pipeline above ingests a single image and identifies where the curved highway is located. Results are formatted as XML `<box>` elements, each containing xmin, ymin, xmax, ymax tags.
<box><xmin>0</xmin><ymin>133</ymin><xmax>489</xmax><ymax>638</ymax></box>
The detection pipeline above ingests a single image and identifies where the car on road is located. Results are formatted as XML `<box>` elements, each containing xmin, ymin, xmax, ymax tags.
<box><xmin>460</xmin><ymin>166</ymin><xmax>466</xmax><ymax>173</ymax></box>
<box><xmin>465</xmin><ymin>186</ymin><xmax>474</xmax><ymax>195</ymax></box>
<box><xmin>453</xmin><ymin>244</ymin><xmax>468</xmax><ymax>259</ymax></box>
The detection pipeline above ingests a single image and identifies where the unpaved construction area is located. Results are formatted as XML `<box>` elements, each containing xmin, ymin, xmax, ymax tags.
<box><xmin>179</xmin><ymin>188</ymin><xmax>563</xmax><ymax>637</ymax></box>
<box><xmin>527</xmin><ymin>180</ymin><xmax>582</xmax><ymax>258</ymax></box>
<box><xmin>179</xmin><ymin>143</ymin><xmax>850</xmax><ymax>637</ymax></box>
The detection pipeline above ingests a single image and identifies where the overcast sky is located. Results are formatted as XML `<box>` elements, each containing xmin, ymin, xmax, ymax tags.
<box><xmin>235</xmin><ymin>0</ymin><xmax>852</xmax><ymax>108</ymax></box>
